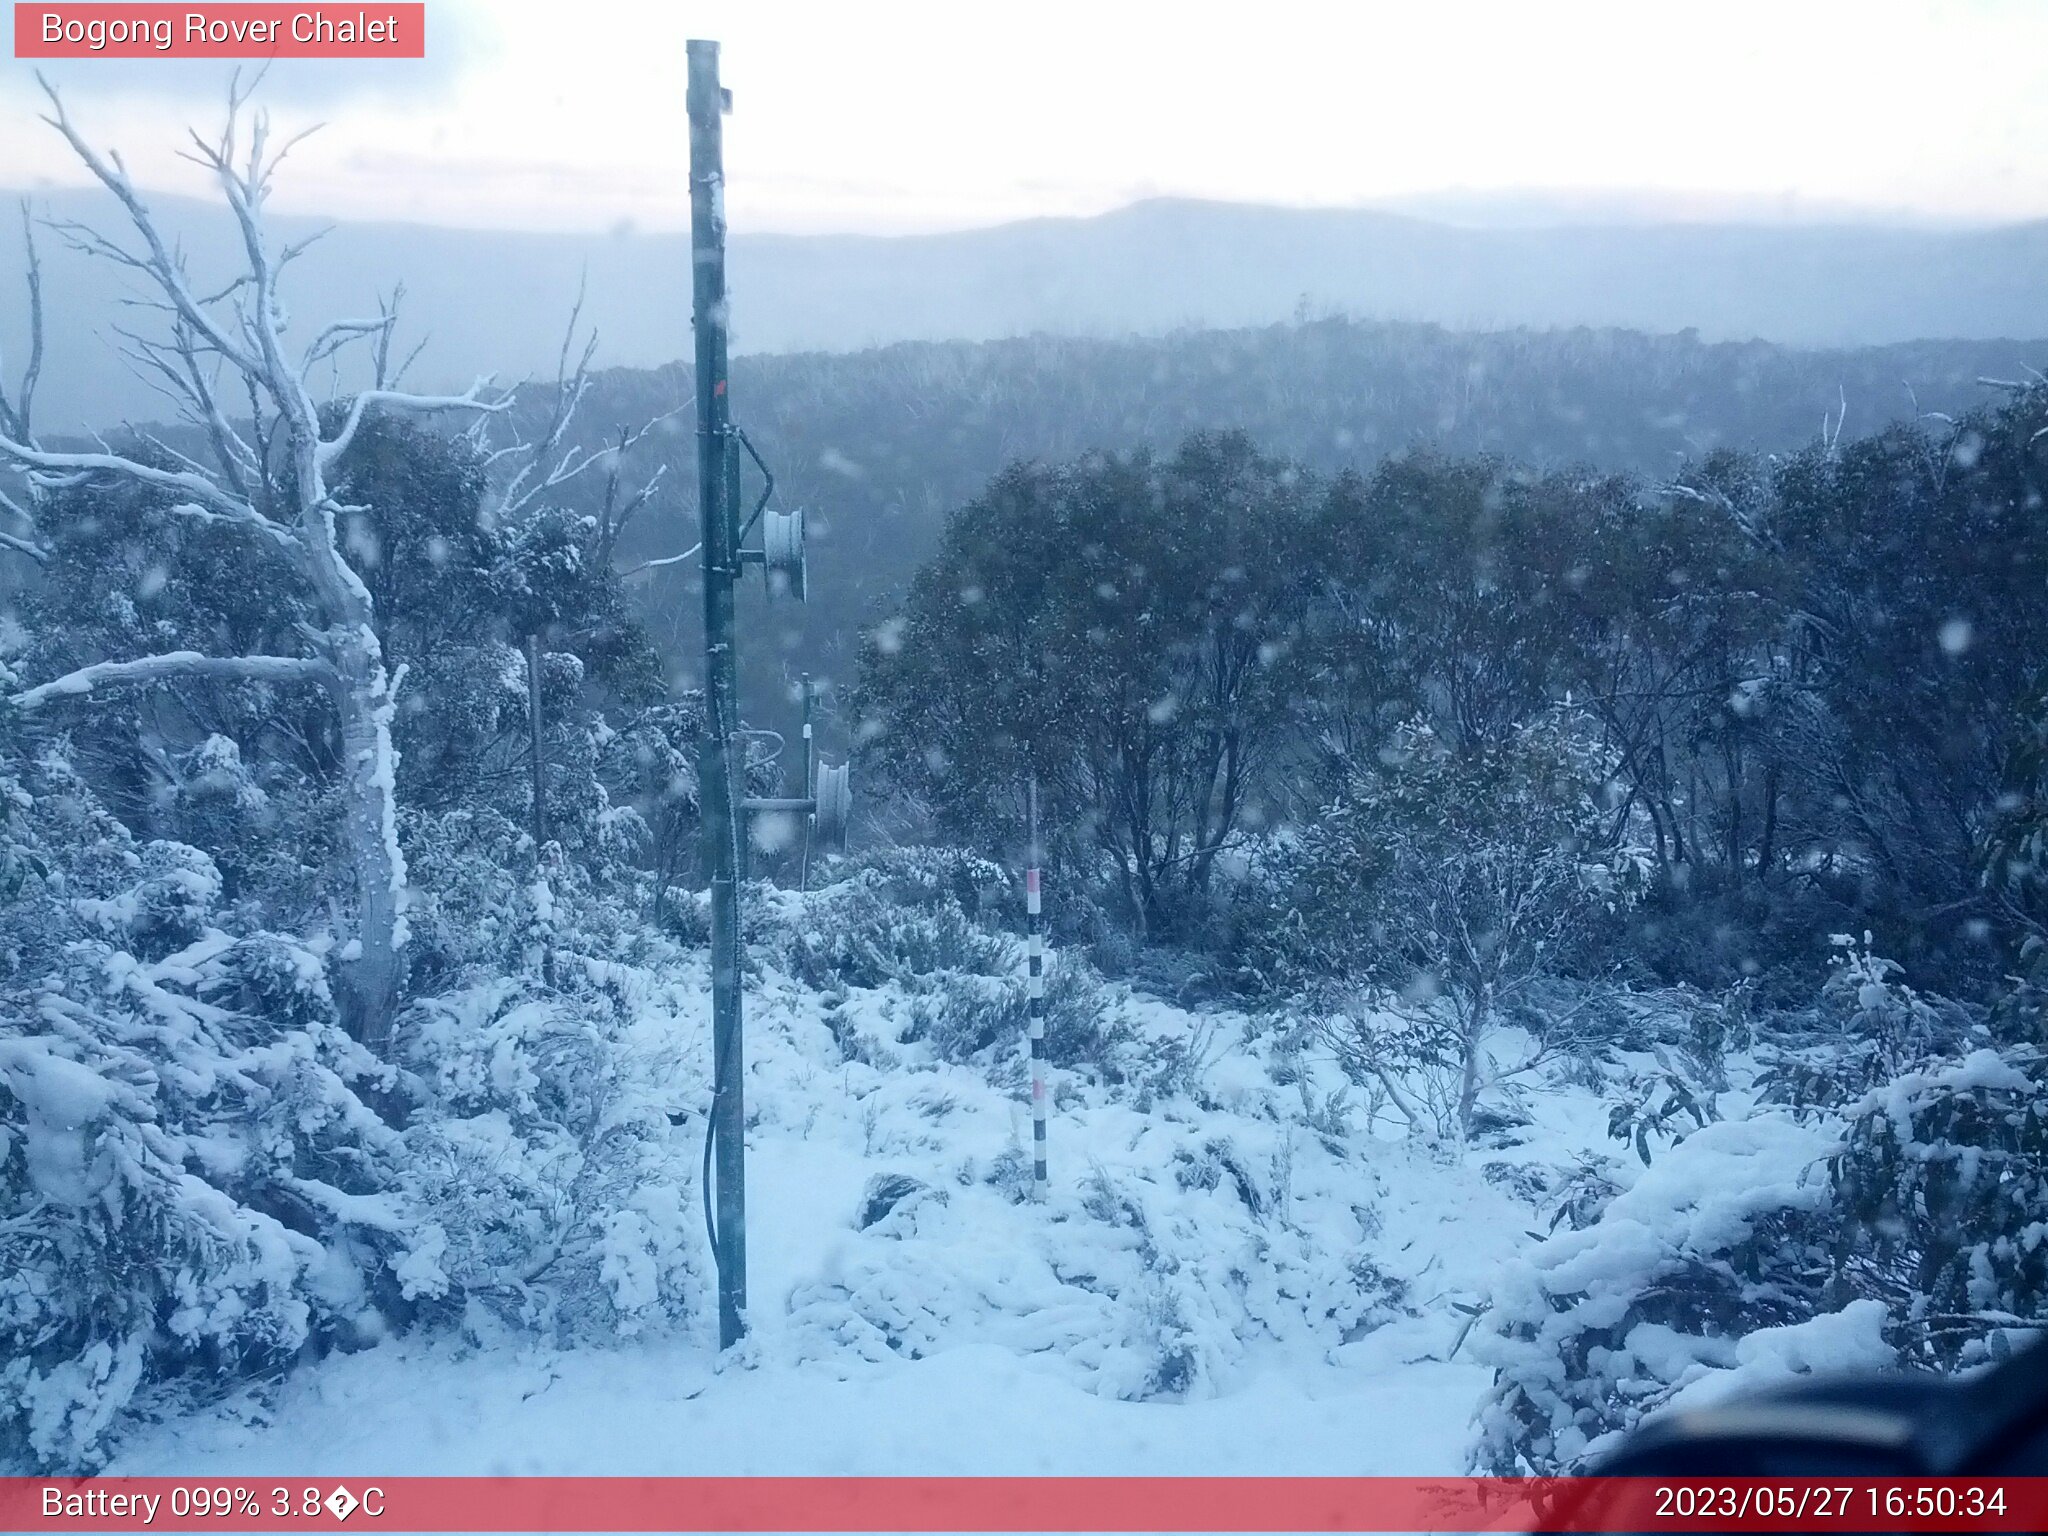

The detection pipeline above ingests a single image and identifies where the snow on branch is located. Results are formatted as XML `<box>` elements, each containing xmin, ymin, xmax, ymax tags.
<box><xmin>318</xmin><ymin>378</ymin><xmax>507</xmax><ymax>470</ymax></box>
<box><xmin>0</xmin><ymin>432</ymin><xmax>294</xmax><ymax>544</ymax></box>
<box><xmin>468</xmin><ymin>282</ymin><xmax>679</xmax><ymax>528</ymax></box>
<box><xmin>619</xmin><ymin>542</ymin><xmax>700</xmax><ymax>579</ymax></box>
<box><xmin>11</xmin><ymin>650</ymin><xmax>334</xmax><ymax>710</ymax></box>
<box><xmin>0</xmin><ymin>524</ymin><xmax>44</xmax><ymax>563</ymax></box>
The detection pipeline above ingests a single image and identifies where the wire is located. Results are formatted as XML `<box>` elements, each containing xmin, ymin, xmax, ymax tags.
<box><xmin>699</xmin><ymin>673</ymin><xmax>746</xmax><ymax>1298</ymax></box>
<box><xmin>701</xmin><ymin>1095</ymin><xmax>720</xmax><ymax>1272</ymax></box>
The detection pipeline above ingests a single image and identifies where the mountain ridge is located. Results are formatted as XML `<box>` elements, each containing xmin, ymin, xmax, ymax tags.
<box><xmin>6</xmin><ymin>191</ymin><xmax>2048</xmax><ymax>428</ymax></box>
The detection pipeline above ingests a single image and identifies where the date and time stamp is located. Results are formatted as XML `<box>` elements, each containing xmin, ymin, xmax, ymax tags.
<box><xmin>3</xmin><ymin>1476</ymin><xmax>2041</xmax><ymax>1531</ymax></box>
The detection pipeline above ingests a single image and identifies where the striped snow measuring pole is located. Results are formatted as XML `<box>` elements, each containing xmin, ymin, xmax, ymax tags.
<box><xmin>1026</xmin><ymin>776</ymin><xmax>1049</xmax><ymax>1199</ymax></box>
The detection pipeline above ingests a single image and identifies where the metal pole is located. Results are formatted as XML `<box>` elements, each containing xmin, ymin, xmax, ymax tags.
<box><xmin>688</xmin><ymin>36</ymin><xmax>746</xmax><ymax>1347</ymax></box>
<box><xmin>1026</xmin><ymin>775</ymin><xmax>1048</xmax><ymax>1199</ymax></box>
<box><xmin>799</xmin><ymin>673</ymin><xmax>815</xmax><ymax>891</ymax></box>
<box><xmin>525</xmin><ymin>632</ymin><xmax>548</xmax><ymax>848</ymax></box>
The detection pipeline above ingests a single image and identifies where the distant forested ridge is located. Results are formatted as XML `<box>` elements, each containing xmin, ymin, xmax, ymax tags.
<box><xmin>555</xmin><ymin>318</ymin><xmax>2048</xmax><ymax>723</ymax></box>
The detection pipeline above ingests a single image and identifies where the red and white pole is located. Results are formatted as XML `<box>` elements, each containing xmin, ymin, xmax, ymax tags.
<box><xmin>1026</xmin><ymin>775</ymin><xmax>1048</xmax><ymax>1200</ymax></box>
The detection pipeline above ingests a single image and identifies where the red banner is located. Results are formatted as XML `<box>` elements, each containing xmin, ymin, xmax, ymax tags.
<box><xmin>3</xmin><ymin>1476</ymin><xmax>2047</xmax><ymax>1532</ymax></box>
<box><xmin>13</xmin><ymin>5</ymin><xmax>425</xmax><ymax>58</ymax></box>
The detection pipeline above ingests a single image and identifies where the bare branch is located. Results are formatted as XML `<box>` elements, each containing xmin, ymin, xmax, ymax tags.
<box><xmin>485</xmin><ymin>284</ymin><xmax>602</xmax><ymax>522</ymax></box>
<box><xmin>318</xmin><ymin>378</ymin><xmax>506</xmax><ymax>469</ymax></box>
<box><xmin>301</xmin><ymin>315</ymin><xmax>396</xmax><ymax>384</ymax></box>
<box><xmin>366</xmin><ymin>285</ymin><xmax>418</xmax><ymax>389</ymax></box>
<box><xmin>0</xmin><ymin>201</ymin><xmax>44</xmax><ymax>444</ymax></box>
<box><xmin>12</xmin><ymin>650</ymin><xmax>333</xmax><ymax>710</ymax></box>
<box><xmin>620</xmin><ymin>542</ymin><xmax>701</xmax><ymax>579</ymax></box>
<box><xmin>36</xmin><ymin>76</ymin><xmax>263</xmax><ymax>379</ymax></box>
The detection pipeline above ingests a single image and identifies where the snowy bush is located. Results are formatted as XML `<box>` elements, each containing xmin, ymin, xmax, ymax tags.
<box><xmin>1830</xmin><ymin>1045</ymin><xmax>2048</xmax><ymax>1368</ymax></box>
<box><xmin>1283</xmin><ymin>715</ymin><xmax>1638</xmax><ymax>1141</ymax></box>
<box><xmin>904</xmin><ymin>953</ymin><xmax>1125</xmax><ymax>1075</ymax></box>
<box><xmin>814</xmin><ymin>846</ymin><xmax>1014</xmax><ymax>919</ymax></box>
<box><xmin>763</xmin><ymin>872</ymin><xmax>1012</xmax><ymax>991</ymax></box>
<box><xmin>1469</xmin><ymin>1115</ymin><xmax>1842</xmax><ymax>1474</ymax></box>
<box><xmin>1474</xmin><ymin>1029</ymin><xmax>2048</xmax><ymax>1472</ymax></box>
<box><xmin>0</xmin><ymin>750</ymin><xmax>410</xmax><ymax>1471</ymax></box>
<box><xmin>1754</xmin><ymin>936</ymin><xmax>1976</xmax><ymax>1117</ymax></box>
<box><xmin>399</xmin><ymin>807</ymin><xmax>534</xmax><ymax>987</ymax></box>
<box><xmin>401</xmin><ymin>806</ymin><xmax>656</xmax><ymax>991</ymax></box>
<box><xmin>1605</xmin><ymin>1062</ymin><xmax>1718</xmax><ymax>1167</ymax></box>
<box><xmin>392</xmin><ymin>971</ymin><xmax>702</xmax><ymax>1344</ymax></box>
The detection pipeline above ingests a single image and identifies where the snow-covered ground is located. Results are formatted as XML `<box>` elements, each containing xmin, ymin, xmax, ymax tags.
<box><xmin>109</xmin><ymin>1341</ymin><xmax>1486</xmax><ymax>1477</ymax></box>
<box><xmin>106</xmin><ymin>951</ymin><xmax>1618</xmax><ymax>1477</ymax></box>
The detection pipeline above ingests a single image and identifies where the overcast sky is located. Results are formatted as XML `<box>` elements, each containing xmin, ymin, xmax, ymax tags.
<box><xmin>5</xmin><ymin>0</ymin><xmax>2048</xmax><ymax>234</ymax></box>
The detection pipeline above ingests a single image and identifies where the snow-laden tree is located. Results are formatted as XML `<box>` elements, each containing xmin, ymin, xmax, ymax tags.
<box><xmin>1276</xmin><ymin>712</ymin><xmax>1637</xmax><ymax>1140</ymax></box>
<box><xmin>0</xmin><ymin>80</ymin><xmax>642</xmax><ymax>1041</ymax></box>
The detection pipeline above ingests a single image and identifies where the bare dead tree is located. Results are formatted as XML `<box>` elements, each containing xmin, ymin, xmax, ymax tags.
<box><xmin>0</xmin><ymin>201</ymin><xmax>46</xmax><ymax>564</ymax></box>
<box><xmin>0</xmin><ymin>76</ymin><xmax>510</xmax><ymax>1045</ymax></box>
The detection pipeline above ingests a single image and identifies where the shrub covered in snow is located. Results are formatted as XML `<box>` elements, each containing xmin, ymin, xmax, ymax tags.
<box><xmin>1473</xmin><ymin>946</ymin><xmax>2048</xmax><ymax>1473</ymax></box>
<box><xmin>1752</xmin><ymin>936</ymin><xmax>1977</xmax><ymax>1118</ymax></box>
<box><xmin>762</xmin><ymin>849</ymin><xmax>1015</xmax><ymax>991</ymax></box>
<box><xmin>0</xmin><ymin>730</ymin><xmax>708</xmax><ymax>1470</ymax></box>
<box><xmin>759</xmin><ymin>846</ymin><xmax>1133</xmax><ymax>1079</ymax></box>
<box><xmin>391</xmin><ymin>969</ymin><xmax>703</xmax><ymax>1344</ymax></box>
<box><xmin>1830</xmin><ymin>1045</ymin><xmax>2048</xmax><ymax>1369</ymax></box>
<box><xmin>1468</xmin><ymin>1115</ymin><xmax>1843</xmax><ymax>1474</ymax></box>
<box><xmin>0</xmin><ymin>747</ymin><xmax>410</xmax><ymax>1471</ymax></box>
<box><xmin>776</xmin><ymin>1128</ymin><xmax>1412</xmax><ymax>1407</ymax></box>
<box><xmin>1266</xmin><ymin>714</ymin><xmax>1638</xmax><ymax>1141</ymax></box>
<box><xmin>905</xmin><ymin>953</ymin><xmax>1127</xmax><ymax>1075</ymax></box>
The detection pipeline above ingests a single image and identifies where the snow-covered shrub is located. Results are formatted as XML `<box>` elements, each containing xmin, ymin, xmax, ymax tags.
<box><xmin>1755</xmin><ymin>936</ymin><xmax>1975</xmax><ymax>1117</ymax></box>
<box><xmin>402</xmin><ymin>805</ymin><xmax>652</xmax><ymax>990</ymax></box>
<box><xmin>399</xmin><ymin>807</ymin><xmax>532</xmax><ymax>987</ymax></box>
<box><xmin>765</xmin><ymin>879</ymin><xmax>1012</xmax><ymax>991</ymax></box>
<box><xmin>903</xmin><ymin>953</ymin><xmax>1124</xmax><ymax>1075</ymax></box>
<box><xmin>1544</xmin><ymin>1153</ymin><xmax>1629</xmax><ymax>1233</ymax></box>
<box><xmin>71</xmin><ymin>838</ymin><xmax>222</xmax><ymax>959</ymax></box>
<box><xmin>980</xmin><ymin>1144</ymin><xmax>1036</xmax><ymax>1203</ymax></box>
<box><xmin>1281</xmin><ymin>715</ymin><xmax>1638</xmax><ymax>1141</ymax></box>
<box><xmin>1830</xmin><ymin>1045</ymin><xmax>2048</xmax><ymax>1368</ymax></box>
<box><xmin>1683</xmin><ymin>980</ymin><xmax>1755</xmax><ymax>1086</ymax></box>
<box><xmin>816</xmin><ymin>845</ymin><xmax>1014</xmax><ymax>919</ymax></box>
<box><xmin>1605</xmin><ymin>1061</ymin><xmax>1718</xmax><ymax>1166</ymax></box>
<box><xmin>0</xmin><ymin>749</ymin><xmax>409</xmax><ymax>1472</ymax></box>
<box><xmin>777</xmin><ymin>1110</ymin><xmax>1405</xmax><ymax>1407</ymax></box>
<box><xmin>1469</xmin><ymin>1115</ymin><xmax>1842</xmax><ymax>1474</ymax></box>
<box><xmin>147</xmin><ymin>734</ymin><xmax>333</xmax><ymax>923</ymax></box>
<box><xmin>392</xmin><ymin>971</ymin><xmax>701</xmax><ymax>1343</ymax></box>
<box><xmin>1130</xmin><ymin>1010</ymin><xmax>1239</xmax><ymax>1110</ymax></box>
<box><xmin>855</xmin><ymin>1172</ymin><xmax>947</xmax><ymax>1233</ymax></box>
<box><xmin>1476</xmin><ymin>933</ymin><xmax>2046</xmax><ymax>1475</ymax></box>
<box><xmin>757</xmin><ymin>846</ymin><xmax>1016</xmax><ymax>989</ymax></box>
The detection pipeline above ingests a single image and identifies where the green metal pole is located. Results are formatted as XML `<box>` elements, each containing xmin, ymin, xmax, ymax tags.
<box><xmin>799</xmin><ymin>674</ymin><xmax>814</xmax><ymax>891</ymax></box>
<box><xmin>688</xmin><ymin>37</ymin><xmax>746</xmax><ymax>1348</ymax></box>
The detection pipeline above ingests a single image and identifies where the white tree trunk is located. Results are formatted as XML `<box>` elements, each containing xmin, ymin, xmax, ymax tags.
<box><xmin>1458</xmin><ymin>981</ymin><xmax>1491</xmax><ymax>1142</ymax></box>
<box><xmin>325</xmin><ymin>636</ymin><xmax>408</xmax><ymax>1045</ymax></box>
